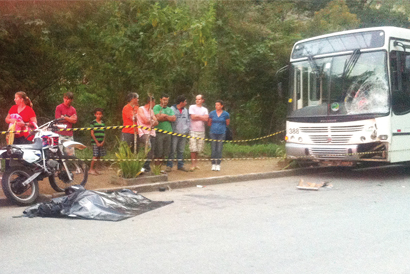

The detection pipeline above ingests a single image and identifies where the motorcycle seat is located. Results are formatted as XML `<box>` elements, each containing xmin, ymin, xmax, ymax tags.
<box><xmin>12</xmin><ymin>138</ymin><xmax>43</xmax><ymax>150</ymax></box>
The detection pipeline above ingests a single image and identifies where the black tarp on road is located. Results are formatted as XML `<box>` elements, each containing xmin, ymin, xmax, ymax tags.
<box><xmin>24</xmin><ymin>185</ymin><xmax>173</xmax><ymax>221</ymax></box>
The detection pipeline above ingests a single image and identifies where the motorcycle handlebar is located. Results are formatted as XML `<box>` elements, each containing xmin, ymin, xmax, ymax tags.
<box><xmin>35</xmin><ymin>118</ymin><xmax>67</xmax><ymax>132</ymax></box>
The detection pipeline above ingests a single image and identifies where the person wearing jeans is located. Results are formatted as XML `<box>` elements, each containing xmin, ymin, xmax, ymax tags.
<box><xmin>166</xmin><ymin>95</ymin><xmax>190</xmax><ymax>172</ymax></box>
<box><xmin>209</xmin><ymin>132</ymin><xmax>225</xmax><ymax>168</ymax></box>
<box><xmin>208</xmin><ymin>100</ymin><xmax>230</xmax><ymax>171</ymax></box>
<box><xmin>169</xmin><ymin>135</ymin><xmax>187</xmax><ymax>170</ymax></box>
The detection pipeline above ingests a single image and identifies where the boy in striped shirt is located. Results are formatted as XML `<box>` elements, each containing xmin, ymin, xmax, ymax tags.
<box><xmin>89</xmin><ymin>108</ymin><xmax>106</xmax><ymax>175</ymax></box>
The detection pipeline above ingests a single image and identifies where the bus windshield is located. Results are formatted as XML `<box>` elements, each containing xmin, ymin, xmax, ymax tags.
<box><xmin>287</xmin><ymin>51</ymin><xmax>389</xmax><ymax>119</ymax></box>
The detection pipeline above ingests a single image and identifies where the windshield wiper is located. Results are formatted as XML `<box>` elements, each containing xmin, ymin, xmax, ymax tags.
<box><xmin>307</xmin><ymin>55</ymin><xmax>322</xmax><ymax>77</ymax></box>
<box><xmin>342</xmin><ymin>49</ymin><xmax>361</xmax><ymax>78</ymax></box>
<box><xmin>306</xmin><ymin>54</ymin><xmax>324</xmax><ymax>106</ymax></box>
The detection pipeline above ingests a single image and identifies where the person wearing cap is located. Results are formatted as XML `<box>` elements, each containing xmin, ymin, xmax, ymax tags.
<box><xmin>121</xmin><ymin>92</ymin><xmax>139</xmax><ymax>149</ymax></box>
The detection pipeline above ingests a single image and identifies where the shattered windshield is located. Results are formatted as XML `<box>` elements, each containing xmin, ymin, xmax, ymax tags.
<box><xmin>288</xmin><ymin>51</ymin><xmax>389</xmax><ymax>119</ymax></box>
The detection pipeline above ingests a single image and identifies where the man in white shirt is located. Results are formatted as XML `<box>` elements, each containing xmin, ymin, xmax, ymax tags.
<box><xmin>188</xmin><ymin>94</ymin><xmax>209</xmax><ymax>171</ymax></box>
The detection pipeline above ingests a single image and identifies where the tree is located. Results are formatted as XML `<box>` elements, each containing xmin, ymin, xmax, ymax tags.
<box><xmin>354</xmin><ymin>0</ymin><xmax>410</xmax><ymax>28</ymax></box>
<box><xmin>303</xmin><ymin>0</ymin><xmax>360</xmax><ymax>37</ymax></box>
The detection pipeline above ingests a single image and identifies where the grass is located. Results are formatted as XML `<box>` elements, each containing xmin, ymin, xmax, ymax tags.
<box><xmin>183</xmin><ymin>142</ymin><xmax>285</xmax><ymax>159</ymax></box>
<box><xmin>75</xmin><ymin>147</ymin><xmax>116</xmax><ymax>163</ymax></box>
<box><xmin>151</xmin><ymin>164</ymin><xmax>162</xmax><ymax>175</ymax></box>
<box><xmin>222</xmin><ymin>142</ymin><xmax>285</xmax><ymax>158</ymax></box>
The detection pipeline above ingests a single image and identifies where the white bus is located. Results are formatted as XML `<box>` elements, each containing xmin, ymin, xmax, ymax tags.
<box><xmin>286</xmin><ymin>26</ymin><xmax>410</xmax><ymax>165</ymax></box>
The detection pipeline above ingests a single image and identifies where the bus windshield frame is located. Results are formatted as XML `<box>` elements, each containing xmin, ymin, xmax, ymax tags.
<box><xmin>292</xmin><ymin>30</ymin><xmax>385</xmax><ymax>59</ymax></box>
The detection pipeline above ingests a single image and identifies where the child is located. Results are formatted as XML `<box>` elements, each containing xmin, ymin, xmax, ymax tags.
<box><xmin>89</xmin><ymin>108</ymin><xmax>106</xmax><ymax>175</ymax></box>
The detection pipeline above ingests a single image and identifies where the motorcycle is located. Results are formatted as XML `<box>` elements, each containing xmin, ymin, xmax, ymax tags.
<box><xmin>0</xmin><ymin>118</ymin><xmax>88</xmax><ymax>205</ymax></box>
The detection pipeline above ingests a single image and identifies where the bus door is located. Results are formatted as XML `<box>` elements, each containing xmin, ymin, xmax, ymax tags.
<box><xmin>294</xmin><ymin>66</ymin><xmax>303</xmax><ymax>110</ymax></box>
<box><xmin>308</xmin><ymin>67</ymin><xmax>321</xmax><ymax>106</ymax></box>
<box><xmin>293</xmin><ymin>65</ymin><xmax>321</xmax><ymax>110</ymax></box>
<box><xmin>390</xmin><ymin>39</ymin><xmax>410</xmax><ymax>162</ymax></box>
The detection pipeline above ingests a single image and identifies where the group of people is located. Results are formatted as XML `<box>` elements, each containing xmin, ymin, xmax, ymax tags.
<box><xmin>121</xmin><ymin>93</ymin><xmax>230</xmax><ymax>172</ymax></box>
<box><xmin>5</xmin><ymin>91</ymin><xmax>99</xmax><ymax>172</ymax></box>
<box><xmin>5</xmin><ymin>91</ymin><xmax>230</xmax><ymax>175</ymax></box>
<box><xmin>6</xmin><ymin>91</ymin><xmax>78</xmax><ymax>147</ymax></box>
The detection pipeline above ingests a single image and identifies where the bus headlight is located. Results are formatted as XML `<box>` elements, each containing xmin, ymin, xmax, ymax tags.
<box><xmin>360</xmin><ymin>136</ymin><xmax>366</xmax><ymax>142</ymax></box>
<box><xmin>298</xmin><ymin>137</ymin><xmax>303</xmax><ymax>142</ymax></box>
<box><xmin>379</xmin><ymin>135</ymin><xmax>388</xmax><ymax>140</ymax></box>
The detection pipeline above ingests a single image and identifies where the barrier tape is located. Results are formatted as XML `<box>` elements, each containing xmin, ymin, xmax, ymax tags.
<box><xmin>2</xmin><ymin>156</ymin><xmax>281</xmax><ymax>162</ymax></box>
<box><xmin>85</xmin><ymin>149</ymin><xmax>383</xmax><ymax>162</ymax></box>
<box><xmin>1</xmin><ymin>124</ymin><xmax>285</xmax><ymax>143</ymax></box>
<box><xmin>0</xmin><ymin>149</ymin><xmax>390</xmax><ymax>162</ymax></box>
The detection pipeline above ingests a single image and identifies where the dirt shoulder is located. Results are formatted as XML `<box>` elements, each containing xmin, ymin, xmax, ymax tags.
<box><xmin>1</xmin><ymin>158</ymin><xmax>283</xmax><ymax>198</ymax></box>
<box><xmin>64</xmin><ymin>158</ymin><xmax>282</xmax><ymax>193</ymax></box>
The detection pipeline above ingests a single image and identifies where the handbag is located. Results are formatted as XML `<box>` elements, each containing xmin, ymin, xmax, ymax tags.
<box><xmin>225</xmin><ymin>127</ymin><xmax>233</xmax><ymax>141</ymax></box>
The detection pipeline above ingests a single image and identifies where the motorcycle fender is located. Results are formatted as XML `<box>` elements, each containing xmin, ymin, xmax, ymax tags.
<box><xmin>23</xmin><ymin>150</ymin><xmax>41</xmax><ymax>163</ymax></box>
<box><xmin>63</xmin><ymin>141</ymin><xmax>86</xmax><ymax>150</ymax></box>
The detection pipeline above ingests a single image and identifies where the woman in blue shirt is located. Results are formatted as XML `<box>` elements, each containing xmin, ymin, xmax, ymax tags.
<box><xmin>208</xmin><ymin>100</ymin><xmax>230</xmax><ymax>171</ymax></box>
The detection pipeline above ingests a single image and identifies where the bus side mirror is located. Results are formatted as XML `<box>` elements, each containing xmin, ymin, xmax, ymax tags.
<box><xmin>278</xmin><ymin>82</ymin><xmax>283</xmax><ymax>98</ymax></box>
<box><xmin>406</xmin><ymin>56</ymin><xmax>410</xmax><ymax>72</ymax></box>
<box><xmin>275</xmin><ymin>65</ymin><xmax>289</xmax><ymax>99</ymax></box>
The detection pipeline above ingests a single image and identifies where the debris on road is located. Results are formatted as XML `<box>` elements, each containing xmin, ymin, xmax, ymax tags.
<box><xmin>297</xmin><ymin>179</ymin><xmax>333</xmax><ymax>191</ymax></box>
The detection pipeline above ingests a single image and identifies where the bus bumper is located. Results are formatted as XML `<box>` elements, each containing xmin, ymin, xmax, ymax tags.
<box><xmin>286</xmin><ymin>142</ymin><xmax>387</xmax><ymax>161</ymax></box>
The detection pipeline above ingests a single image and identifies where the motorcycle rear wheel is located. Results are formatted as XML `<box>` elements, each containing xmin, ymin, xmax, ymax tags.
<box><xmin>49</xmin><ymin>156</ymin><xmax>88</xmax><ymax>192</ymax></box>
<box><xmin>2</xmin><ymin>166</ymin><xmax>39</xmax><ymax>206</ymax></box>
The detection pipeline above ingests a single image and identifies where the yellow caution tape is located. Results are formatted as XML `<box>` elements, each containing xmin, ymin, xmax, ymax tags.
<box><xmin>1</xmin><ymin>124</ymin><xmax>285</xmax><ymax>143</ymax></box>
<box><xmin>1</xmin><ymin>150</ymin><xmax>387</xmax><ymax>162</ymax></box>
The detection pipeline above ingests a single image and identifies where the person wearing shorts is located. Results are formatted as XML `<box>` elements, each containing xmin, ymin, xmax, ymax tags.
<box><xmin>89</xmin><ymin>108</ymin><xmax>106</xmax><ymax>175</ymax></box>
<box><xmin>188</xmin><ymin>94</ymin><xmax>208</xmax><ymax>171</ymax></box>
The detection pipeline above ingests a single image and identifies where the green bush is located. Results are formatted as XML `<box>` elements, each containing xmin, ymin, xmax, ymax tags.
<box><xmin>115</xmin><ymin>141</ymin><xmax>145</xmax><ymax>178</ymax></box>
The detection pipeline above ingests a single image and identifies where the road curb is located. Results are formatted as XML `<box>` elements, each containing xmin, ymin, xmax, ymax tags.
<box><xmin>73</xmin><ymin>166</ymin><xmax>342</xmax><ymax>195</ymax></box>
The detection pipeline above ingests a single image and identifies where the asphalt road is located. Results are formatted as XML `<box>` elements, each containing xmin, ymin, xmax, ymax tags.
<box><xmin>1</xmin><ymin>165</ymin><xmax>410</xmax><ymax>274</ymax></box>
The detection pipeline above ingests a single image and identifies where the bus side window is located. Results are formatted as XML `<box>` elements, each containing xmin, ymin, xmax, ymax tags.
<box><xmin>391</xmin><ymin>50</ymin><xmax>410</xmax><ymax>114</ymax></box>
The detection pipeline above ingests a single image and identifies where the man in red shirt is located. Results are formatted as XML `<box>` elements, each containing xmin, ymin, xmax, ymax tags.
<box><xmin>121</xmin><ymin>92</ymin><xmax>139</xmax><ymax>150</ymax></box>
<box><xmin>55</xmin><ymin>92</ymin><xmax>77</xmax><ymax>155</ymax></box>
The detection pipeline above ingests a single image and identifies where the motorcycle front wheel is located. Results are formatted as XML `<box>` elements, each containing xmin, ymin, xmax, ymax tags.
<box><xmin>48</xmin><ymin>156</ymin><xmax>88</xmax><ymax>192</ymax></box>
<box><xmin>2</xmin><ymin>166</ymin><xmax>39</xmax><ymax>206</ymax></box>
